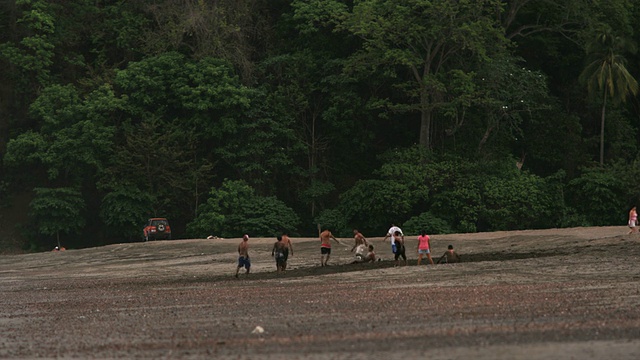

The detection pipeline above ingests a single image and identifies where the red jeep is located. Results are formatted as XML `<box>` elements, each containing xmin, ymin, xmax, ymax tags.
<box><xmin>143</xmin><ymin>218</ymin><xmax>172</xmax><ymax>241</ymax></box>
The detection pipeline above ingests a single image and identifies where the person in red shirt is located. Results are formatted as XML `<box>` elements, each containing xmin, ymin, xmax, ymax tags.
<box><xmin>320</xmin><ymin>229</ymin><xmax>340</xmax><ymax>266</ymax></box>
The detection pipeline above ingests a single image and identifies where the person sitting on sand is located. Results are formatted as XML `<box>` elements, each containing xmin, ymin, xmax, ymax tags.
<box><xmin>437</xmin><ymin>244</ymin><xmax>461</xmax><ymax>264</ymax></box>
<box><xmin>352</xmin><ymin>245</ymin><xmax>376</xmax><ymax>264</ymax></box>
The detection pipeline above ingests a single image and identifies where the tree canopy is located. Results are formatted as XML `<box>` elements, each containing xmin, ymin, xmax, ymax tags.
<box><xmin>0</xmin><ymin>0</ymin><xmax>639</xmax><ymax>250</ymax></box>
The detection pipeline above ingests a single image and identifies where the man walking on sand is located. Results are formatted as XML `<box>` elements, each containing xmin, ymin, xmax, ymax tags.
<box><xmin>281</xmin><ymin>231</ymin><xmax>294</xmax><ymax>270</ymax></box>
<box><xmin>235</xmin><ymin>234</ymin><xmax>251</xmax><ymax>278</ymax></box>
<box><xmin>320</xmin><ymin>229</ymin><xmax>341</xmax><ymax>266</ymax></box>
<box><xmin>272</xmin><ymin>236</ymin><xmax>286</xmax><ymax>272</ymax></box>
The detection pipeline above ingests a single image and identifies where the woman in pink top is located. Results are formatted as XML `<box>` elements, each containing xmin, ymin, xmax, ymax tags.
<box><xmin>417</xmin><ymin>230</ymin><xmax>434</xmax><ymax>265</ymax></box>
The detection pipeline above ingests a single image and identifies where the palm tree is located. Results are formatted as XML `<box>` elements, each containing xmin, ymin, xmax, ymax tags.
<box><xmin>579</xmin><ymin>31</ymin><xmax>639</xmax><ymax>165</ymax></box>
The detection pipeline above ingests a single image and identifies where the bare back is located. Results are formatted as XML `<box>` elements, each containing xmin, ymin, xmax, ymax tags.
<box><xmin>320</xmin><ymin>230</ymin><xmax>333</xmax><ymax>247</ymax></box>
<box><xmin>238</xmin><ymin>241</ymin><xmax>249</xmax><ymax>257</ymax></box>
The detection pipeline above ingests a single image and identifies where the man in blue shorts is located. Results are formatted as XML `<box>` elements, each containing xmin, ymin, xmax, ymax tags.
<box><xmin>235</xmin><ymin>234</ymin><xmax>251</xmax><ymax>278</ymax></box>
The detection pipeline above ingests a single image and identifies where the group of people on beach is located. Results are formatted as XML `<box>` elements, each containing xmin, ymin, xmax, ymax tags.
<box><xmin>234</xmin><ymin>225</ymin><xmax>461</xmax><ymax>277</ymax></box>
<box><xmin>379</xmin><ymin>224</ymin><xmax>460</xmax><ymax>266</ymax></box>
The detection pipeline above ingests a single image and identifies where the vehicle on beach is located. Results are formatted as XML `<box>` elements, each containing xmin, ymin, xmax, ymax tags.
<box><xmin>143</xmin><ymin>218</ymin><xmax>171</xmax><ymax>241</ymax></box>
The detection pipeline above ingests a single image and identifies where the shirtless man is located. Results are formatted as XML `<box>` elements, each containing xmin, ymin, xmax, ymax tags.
<box><xmin>235</xmin><ymin>234</ymin><xmax>251</xmax><ymax>278</ymax></box>
<box><xmin>272</xmin><ymin>236</ymin><xmax>286</xmax><ymax>272</ymax></box>
<box><xmin>351</xmin><ymin>229</ymin><xmax>369</xmax><ymax>252</ymax></box>
<box><xmin>437</xmin><ymin>244</ymin><xmax>461</xmax><ymax>264</ymax></box>
<box><xmin>281</xmin><ymin>231</ymin><xmax>294</xmax><ymax>270</ymax></box>
<box><xmin>320</xmin><ymin>229</ymin><xmax>340</xmax><ymax>266</ymax></box>
<box><xmin>352</xmin><ymin>244</ymin><xmax>376</xmax><ymax>264</ymax></box>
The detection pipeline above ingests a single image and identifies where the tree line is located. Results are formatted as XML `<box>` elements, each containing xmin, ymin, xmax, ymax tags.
<box><xmin>1</xmin><ymin>0</ymin><xmax>639</xmax><ymax>250</ymax></box>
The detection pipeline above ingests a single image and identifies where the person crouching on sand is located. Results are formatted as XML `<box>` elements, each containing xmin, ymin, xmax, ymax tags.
<box><xmin>437</xmin><ymin>244</ymin><xmax>461</xmax><ymax>264</ymax></box>
<box><xmin>352</xmin><ymin>245</ymin><xmax>376</xmax><ymax>264</ymax></box>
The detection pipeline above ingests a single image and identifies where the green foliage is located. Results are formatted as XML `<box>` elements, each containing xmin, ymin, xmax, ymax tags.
<box><xmin>314</xmin><ymin>208</ymin><xmax>349</xmax><ymax>237</ymax></box>
<box><xmin>566</xmin><ymin>166</ymin><xmax>627</xmax><ymax>226</ymax></box>
<box><xmin>28</xmin><ymin>187</ymin><xmax>85</xmax><ymax>245</ymax></box>
<box><xmin>479</xmin><ymin>171</ymin><xmax>561</xmax><ymax>231</ymax></box>
<box><xmin>100</xmin><ymin>185</ymin><xmax>154</xmax><ymax>240</ymax></box>
<box><xmin>4</xmin><ymin>84</ymin><xmax>117</xmax><ymax>185</ymax></box>
<box><xmin>2</xmin><ymin>0</ymin><xmax>640</xmax><ymax>249</ymax></box>
<box><xmin>0</xmin><ymin>0</ymin><xmax>55</xmax><ymax>89</ymax></box>
<box><xmin>403</xmin><ymin>212</ymin><xmax>453</xmax><ymax>236</ymax></box>
<box><xmin>188</xmin><ymin>180</ymin><xmax>300</xmax><ymax>238</ymax></box>
<box><xmin>337</xmin><ymin>179</ymin><xmax>413</xmax><ymax>234</ymax></box>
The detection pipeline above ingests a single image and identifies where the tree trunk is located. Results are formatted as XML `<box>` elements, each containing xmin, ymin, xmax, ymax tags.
<box><xmin>600</xmin><ymin>88</ymin><xmax>607</xmax><ymax>165</ymax></box>
<box><xmin>419</xmin><ymin>106</ymin><xmax>432</xmax><ymax>149</ymax></box>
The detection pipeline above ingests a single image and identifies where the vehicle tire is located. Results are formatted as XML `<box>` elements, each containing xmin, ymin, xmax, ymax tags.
<box><xmin>157</xmin><ymin>224</ymin><xmax>166</xmax><ymax>232</ymax></box>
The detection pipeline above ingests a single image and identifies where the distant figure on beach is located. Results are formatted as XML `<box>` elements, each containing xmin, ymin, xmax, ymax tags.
<box><xmin>352</xmin><ymin>244</ymin><xmax>376</xmax><ymax>264</ymax></box>
<box><xmin>437</xmin><ymin>244</ymin><xmax>461</xmax><ymax>264</ymax></box>
<box><xmin>281</xmin><ymin>231</ymin><xmax>294</xmax><ymax>270</ymax></box>
<box><xmin>272</xmin><ymin>236</ymin><xmax>286</xmax><ymax>272</ymax></box>
<box><xmin>52</xmin><ymin>246</ymin><xmax>66</xmax><ymax>252</ymax></box>
<box><xmin>320</xmin><ymin>229</ymin><xmax>340</xmax><ymax>266</ymax></box>
<box><xmin>383</xmin><ymin>224</ymin><xmax>404</xmax><ymax>259</ymax></box>
<box><xmin>628</xmin><ymin>207</ymin><xmax>638</xmax><ymax>234</ymax></box>
<box><xmin>235</xmin><ymin>234</ymin><xmax>251</xmax><ymax>278</ymax></box>
<box><xmin>417</xmin><ymin>230</ymin><xmax>434</xmax><ymax>265</ymax></box>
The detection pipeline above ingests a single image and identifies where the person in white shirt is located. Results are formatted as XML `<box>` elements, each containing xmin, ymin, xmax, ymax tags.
<box><xmin>382</xmin><ymin>224</ymin><xmax>404</xmax><ymax>260</ymax></box>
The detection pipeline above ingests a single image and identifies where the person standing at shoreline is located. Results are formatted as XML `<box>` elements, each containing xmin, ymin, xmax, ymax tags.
<box><xmin>628</xmin><ymin>207</ymin><xmax>638</xmax><ymax>234</ymax></box>
<box><xmin>272</xmin><ymin>236</ymin><xmax>286</xmax><ymax>272</ymax></box>
<box><xmin>281</xmin><ymin>231</ymin><xmax>294</xmax><ymax>270</ymax></box>
<box><xmin>417</xmin><ymin>230</ymin><xmax>434</xmax><ymax>265</ymax></box>
<box><xmin>235</xmin><ymin>234</ymin><xmax>251</xmax><ymax>278</ymax></box>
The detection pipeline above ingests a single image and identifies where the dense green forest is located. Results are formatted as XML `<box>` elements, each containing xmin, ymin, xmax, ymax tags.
<box><xmin>1</xmin><ymin>0</ymin><xmax>640</xmax><ymax>250</ymax></box>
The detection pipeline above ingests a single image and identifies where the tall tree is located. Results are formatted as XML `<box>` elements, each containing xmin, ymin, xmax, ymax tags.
<box><xmin>579</xmin><ymin>31</ymin><xmax>638</xmax><ymax>165</ymax></box>
<box><xmin>292</xmin><ymin>0</ymin><xmax>507</xmax><ymax>149</ymax></box>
